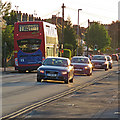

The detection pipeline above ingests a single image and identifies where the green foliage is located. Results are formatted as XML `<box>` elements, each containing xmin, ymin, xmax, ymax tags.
<box><xmin>64</xmin><ymin>18</ymin><xmax>77</xmax><ymax>51</ymax></box>
<box><xmin>64</xmin><ymin>43</ymin><xmax>74</xmax><ymax>56</ymax></box>
<box><xmin>78</xmin><ymin>46</ymin><xmax>84</xmax><ymax>56</ymax></box>
<box><xmin>2</xmin><ymin>25</ymin><xmax>14</xmax><ymax>62</ymax></box>
<box><xmin>3</xmin><ymin>10</ymin><xmax>17</xmax><ymax>25</ymax></box>
<box><xmin>64</xmin><ymin>43</ymin><xmax>73</xmax><ymax>51</ymax></box>
<box><xmin>84</xmin><ymin>23</ymin><xmax>111</xmax><ymax>51</ymax></box>
<box><xmin>0</xmin><ymin>1</ymin><xmax>11</xmax><ymax>16</ymax></box>
<box><xmin>62</xmin><ymin>49</ymin><xmax>71</xmax><ymax>60</ymax></box>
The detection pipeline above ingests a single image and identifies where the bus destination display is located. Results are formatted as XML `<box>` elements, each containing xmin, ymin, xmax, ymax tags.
<box><xmin>19</xmin><ymin>24</ymin><xmax>39</xmax><ymax>32</ymax></box>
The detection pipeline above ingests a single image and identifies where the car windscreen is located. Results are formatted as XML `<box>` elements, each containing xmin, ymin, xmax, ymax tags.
<box><xmin>71</xmin><ymin>58</ymin><xmax>89</xmax><ymax>63</ymax></box>
<box><xmin>43</xmin><ymin>58</ymin><xmax>68</xmax><ymax>67</ymax></box>
<box><xmin>92</xmin><ymin>56</ymin><xmax>106</xmax><ymax>60</ymax></box>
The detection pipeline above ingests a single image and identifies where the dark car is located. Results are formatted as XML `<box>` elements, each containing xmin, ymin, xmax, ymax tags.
<box><xmin>106</xmin><ymin>55</ymin><xmax>113</xmax><ymax>69</ymax></box>
<box><xmin>71</xmin><ymin>56</ymin><xmax>93</xmax><ymax>76</ymax></box>
<box><xmin>37</xmin><ymin>57</ymin><xmax>74</xmax><ymax>84</ymax></box>
<box><xmin>91</xmin><ymin>55</ymin><xmax>109</xmax><ymax>71</ymax></box>
<box><xmin>111</xmin><ymin>54</ymin><xmax>119</xmax><ymax>61</ymax></box>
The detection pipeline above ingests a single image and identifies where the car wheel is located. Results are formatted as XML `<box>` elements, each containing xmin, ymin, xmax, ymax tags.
<box><xmin>109</xmin><ymin>66</ymin><xmax>112</xmax><ymax>69</ymax></box>
<box><xmin>105</xmin><ymin>68</ymin><xmax>108</xmax><ymax>71</ymax></box>
<box><xmin>64</xmin><ymin>79</ymin><xmax>69</xmax><ymax>84</ymax></box>
<box><xmin>69</xmin><ymin>78</ymin><xmax>73</xmax><ymax>83</ymax></box>
<box><xmin>87</xmin><ymin>73</ymin><xmax>91</xmax><ymax>76</ymax></box>
<box><xmin>28</xmin><ymin>70</ymin><xmax>31</xmax><ymax>73</ymax></box>
<box><xmin>37</xmin><ymin>76</ymin><xmax>42</xmax><ymax>82</ymax></box>
<box><xmin>90</xmin><ymin>72</ymin><xmax>92</xmax><ymax>75</ymax></box>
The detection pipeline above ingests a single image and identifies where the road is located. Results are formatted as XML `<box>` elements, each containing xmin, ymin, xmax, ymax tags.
<box><xmin>2</xmin><ymin>61</ymin><xmax>119</xmax><ymax>118</ymax></box>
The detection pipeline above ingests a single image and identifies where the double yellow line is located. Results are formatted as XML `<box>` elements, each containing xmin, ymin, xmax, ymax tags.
<box><xmin>2</xmin><ymin>72</ymin><xmax>112</xmax><ymax>119</ymax></box>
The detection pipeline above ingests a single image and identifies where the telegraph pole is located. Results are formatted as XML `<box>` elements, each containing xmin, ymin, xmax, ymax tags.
<box><xmin>87</xmin><ymin>19</ymin><xmax>90</xmax><ymax>56</ymax></box>
<box><xmin>61</xmin><ymin>3</ymin><xmax>66</xmax><ymax>49</ymax></box>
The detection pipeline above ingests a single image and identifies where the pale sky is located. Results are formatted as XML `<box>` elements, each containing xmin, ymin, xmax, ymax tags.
<box><xmin>2</xmin><ymin>0</ymin><xmax>119</xmax><ymax>27</ymax></box>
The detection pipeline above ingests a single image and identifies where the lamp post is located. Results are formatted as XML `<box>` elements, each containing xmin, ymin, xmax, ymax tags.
<box><xmin>77</xmin><ymin>9</ymin><xmax>82</xmax><ymax>56</ymax></box>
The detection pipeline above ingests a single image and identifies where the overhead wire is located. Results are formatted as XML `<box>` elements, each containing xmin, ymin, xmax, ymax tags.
<box><xmin>41</xmin><ymin>8</ymin><xmax>61</xmax><ymax>18</ymax></box>
<box><xmin>66</xmin><ymin>6</ymin><xmax>117</xmax><ymax>21</ymax></box>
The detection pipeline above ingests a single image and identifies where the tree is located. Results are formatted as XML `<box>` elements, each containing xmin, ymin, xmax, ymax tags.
<box><xmin>64</xmin><ymin>18</ymin><xmax>77</xmax><ymax>53</ymax></box>
<box><xmin>2</xmin><ymin>25</ymin><xmax>14</xmax><ymax>66</ymax></box>
<box><xmin>3</xmin><ymin>10</ymin><xmax>17</xmax><ymax>25</ymax></box>
<box><xmin>84</xmin><ymin>23</ymin><xmax>111</xmax><ymax>52</ymax></box>
<box><xmin>0</xmin><ymin>1</ymin><xmax>11</xmax><ymax>16</ymax></box>
<box><xmin>108</xmin><ymin>21</ymin><xmax>120</xmax><ymax>51</ymax></box>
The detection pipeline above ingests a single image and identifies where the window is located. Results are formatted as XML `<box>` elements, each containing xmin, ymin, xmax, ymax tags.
<box><xmin>43</xmin><ymin>58</ymin><xmax>68</xmax><ymax>66</ymax></box>
<box><xmin>71</xmin><ymin>58</ymin><xmax>88</xmax><ymax>63</ymax></box>
<box><xmin>17</xmin><ymin>39</ymin><xmax>41</xmax><ymax>53</ymax></box>
<box><xmin>92</xmin><ymin>56</ymin><xmax>106</xmax><ymax>60</ymax></box>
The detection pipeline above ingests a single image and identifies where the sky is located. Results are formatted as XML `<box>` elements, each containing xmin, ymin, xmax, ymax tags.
<box><xmin>2</xmin><ymin>0</ymin><xmax>119</xmax><ymax>27</ymax></box>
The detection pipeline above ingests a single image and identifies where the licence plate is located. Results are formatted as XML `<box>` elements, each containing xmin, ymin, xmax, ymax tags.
<box><xmin>95</xmin><ymin>65</ymin><xmax>101</xmax><ymax>67</ymax></box>
<box><xmin>47</xmin><ymin>73</ymin><xmax>57</xmax><ymax>77</ymax></box>
<box><xmin>75</xmin><ymin>69</ymin><xmax>82</xmax><ymax>71</ymax></box>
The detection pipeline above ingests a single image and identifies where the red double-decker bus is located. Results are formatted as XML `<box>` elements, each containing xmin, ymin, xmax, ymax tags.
<box><xmin>14</xmin><ymin>21</ymin><xmax>58</xmax><ymax>72</ymax></box>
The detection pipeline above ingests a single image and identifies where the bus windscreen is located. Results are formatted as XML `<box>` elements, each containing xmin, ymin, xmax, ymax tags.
<box><xmin>17</xmin><ymin>39</ymin><xmax>41</xmax><ymax>53</ymax></box>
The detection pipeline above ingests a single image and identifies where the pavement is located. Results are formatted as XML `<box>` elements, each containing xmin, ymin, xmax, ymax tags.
<box><xmin>0</xmin><ymin>67</ymin><xmax>15</xmax><ymax>74</ymax></box>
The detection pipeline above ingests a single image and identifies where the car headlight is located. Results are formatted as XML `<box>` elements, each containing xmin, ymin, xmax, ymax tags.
<box><xmin>61</xmin><ymin>71</ymin><xmax>67</xmax><ymax>74</ymax></box>
<box><xmin>40</xmin><ymin>70</ymin><xmax>44</xmax><ymax>73</ymax></box>
<box><xmin>110</xmin><ymin>60</ymin><xmax>113</xmax><ymax>63</ymax></box>
<box><xmin>85</xmin><ymin>66</ymin><xmax>89</xmax><ymax>69</ymax></box>
<box><xmin>103</xmin><ymin>61</ymin><xmax>107</xmax><ymax>65</ymax></box>
<box><xmin>88</xmin><ymin>64</ymin><xmax>92</xmax><ymax>68</ymax></box>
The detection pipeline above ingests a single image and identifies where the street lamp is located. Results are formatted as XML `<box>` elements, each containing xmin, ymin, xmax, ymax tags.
<box><xmin>77</xmin><ymin>9</ymin><xmax>82</xmax><ymax>56</ymax></box>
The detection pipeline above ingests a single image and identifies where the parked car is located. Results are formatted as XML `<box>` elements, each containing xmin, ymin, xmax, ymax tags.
<box><xmin>111</xmin><ymin>54</ymin><xmax>119</xmax><ymax>61</ymax></box>
<box><xmin>71</xmin><ymin>56</ymin><xmax>93</xmax><ymax>76</ymax></box>
<box><xmin>117</xmin><ymin>53</ymin><xmax>120</xmax><ymax>60</ymax></box>
<box><xmin>106</xmin><ymin>55</ymin><xmax>113</xmax><ymax>69</ymax></box>
<box><xmin>37</xmin><ymin>57</ymin><xmax>74</xmax><ymax>84</ymax></box>
<box><xmin>88</xmin><ymin>54</ymin><xmax>92</xmax><ymax>61</ymax></box>
<box><xmin>91</xmin><ymin>55</ymin><xmax>109</xmax><ymax>71</ymax></box>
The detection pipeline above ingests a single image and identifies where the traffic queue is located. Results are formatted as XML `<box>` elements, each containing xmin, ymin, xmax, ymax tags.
<box><xmin>37</xmin><ymin>53</ymin><xmax>119</xmax><ymax>84</ymax></box>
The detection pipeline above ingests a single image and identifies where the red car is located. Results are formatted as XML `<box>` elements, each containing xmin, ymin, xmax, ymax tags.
<box><xmin>111</xmin><ymin>54</ymin><xmax>119</xmax><ymax>61</ymax></box>
<box><xmin>91</xmin><ymin>55</ymin><xmax>109</xmax><ymax>71</ymax></box>
<box><xmin>71</xmin><ymin>56</ymin><xmax>93</xmax><ymax>76</ymax></box>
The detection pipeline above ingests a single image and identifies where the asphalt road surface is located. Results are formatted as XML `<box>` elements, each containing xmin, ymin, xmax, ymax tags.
<box><xmin>2</xmin><ymin>61</ymin><xmax>119</xmax><ymax>119</ymax></box>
